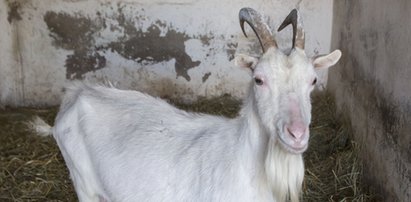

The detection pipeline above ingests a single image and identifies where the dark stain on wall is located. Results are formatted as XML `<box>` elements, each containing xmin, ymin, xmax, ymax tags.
<box><xmin>108</xmin><ymin>7</ymin><xmax>202</xmax><ymax>81</ymax></box>
<box><xmin>43</xmin><ymin>8</ymin><xmax>208</xmax><ymax>81</ymax></box>
<box><xmin>202</xmin><ymin>72</ymin><xmax>211</xmax><ymax>83</ymax></box>
<box><xmin>108</xmin><ymin>22</ymin><xmax>200</xmax><ymax>81</ymax></box>
<box><xmin>44</xmin><ymin>11</ymin><xmax>107</xmax><ymax>79</ymax></box>
<box><xmin>66</xmin><ymin>51</ymin><xmax>107</xmax><ymax>79</ymax></box>
<box><xmin>226</xmin><ymin>42</ymin><xmax>238</xmax><ymax>61</ymax></box>
<box><xmin>199</xmin><ymin>34</ymin><xmax>213</xmax><ymax>46</ymax></box>
<box><xmin>7</xmin><ymin>1</ymin><xmax>22</xmax><ymax>23</ymax></box>
<box><xmin>44</xmin><ymin>12</ymin><xmax>105</xmax><ymax>50</ymax></box>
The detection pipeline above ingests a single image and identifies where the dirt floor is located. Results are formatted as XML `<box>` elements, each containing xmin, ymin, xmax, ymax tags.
<box><xmin>0</xmin><ymin>92</ymin><xmax>381</xmax><ymax>201</ymax></box>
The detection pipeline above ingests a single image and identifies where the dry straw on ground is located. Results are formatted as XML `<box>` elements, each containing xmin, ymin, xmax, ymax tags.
<box><xmin>0</xmin><ymin>92</ymin><xmax>380</xmax><ymax>201</ymax></box>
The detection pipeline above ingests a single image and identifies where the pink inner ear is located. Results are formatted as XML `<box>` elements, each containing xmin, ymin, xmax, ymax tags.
<box><xmin>313</xmin><ymin>50</ymin><xmax>342</xmax><ymax>69</ymax></box>
<box><xmin>313</xmin><ymin>57</ymin><xmax>331</xmax><ymax>68</ymax></box>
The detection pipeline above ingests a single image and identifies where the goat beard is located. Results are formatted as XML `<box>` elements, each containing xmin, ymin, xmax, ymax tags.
<box><xmin>265</xmin><ymin>138</ymin><xmax>304</xmax><ymax>202</ymax></box>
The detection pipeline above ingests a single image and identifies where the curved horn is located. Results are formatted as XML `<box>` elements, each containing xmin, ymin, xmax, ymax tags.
<box><xmin>239</xmin><ymin>7</ymin><xmax>277</xmax><ymax>52</ymax></box>
<box><xmin>277</xmin><ymin>9</ymin><xmax>305</xmax><ymax>50</ymax></box>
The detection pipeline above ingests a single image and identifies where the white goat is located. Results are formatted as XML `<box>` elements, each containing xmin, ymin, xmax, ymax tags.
<box><xmin>35</xmin><ymin>8</ymin><xmax>341</xmax><ymax>202</ymax></box>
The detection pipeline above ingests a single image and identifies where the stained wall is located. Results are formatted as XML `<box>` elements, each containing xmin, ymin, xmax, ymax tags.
<box><xmin>0</xmin><ymin>0</ymin><xmax>333</xmax><ymax>106</ymax></box>
<box><xmin>329</xmin><ymin>0</ymin><xmax>411</xmax><ymax>200</ymax></box>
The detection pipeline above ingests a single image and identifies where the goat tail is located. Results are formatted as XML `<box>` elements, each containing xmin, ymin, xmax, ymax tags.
<box><xmin>27</xmin><ymin>116</ymin><xmax>53</xmax><ymax>137</ymax></box>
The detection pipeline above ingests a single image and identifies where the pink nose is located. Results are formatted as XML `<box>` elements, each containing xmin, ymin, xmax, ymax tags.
<box><xmin>286</xmin><ymin>123</ymin><xmax>307</xmax><ymax>141</ymax></box>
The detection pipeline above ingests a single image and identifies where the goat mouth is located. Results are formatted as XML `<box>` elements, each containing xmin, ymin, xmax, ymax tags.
<box><xmin>277</xmin><ymin>137</ymin><xmax>308</xmax><ymax>154</ymax></box>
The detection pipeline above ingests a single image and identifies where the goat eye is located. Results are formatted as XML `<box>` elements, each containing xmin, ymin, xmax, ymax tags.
<box><xmin>312</xmin><ymin>78</ymin><xmax>317</xmax><ymax>85</ymax></box>
<box><xmin>254</xmin><ymin>77</ymin><xmax>264</xmax><ymax>85</ymax></box>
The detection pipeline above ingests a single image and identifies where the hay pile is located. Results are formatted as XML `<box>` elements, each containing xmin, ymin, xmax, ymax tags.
<box><xmin>0</xmin><ymin>93</ymin><xmax>380</xmax><ymax>201</ymax></box>
<box><xmin>0</xmin><ymin>107</ymin><xmax>76</xmax><ymax>201</ymax></box>
<box><xmin>303</xmin><ymin>94</ymin><xmax>381</xmax><ymax>201</ymax></box>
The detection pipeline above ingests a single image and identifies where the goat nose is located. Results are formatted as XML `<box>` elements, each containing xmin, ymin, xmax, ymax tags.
<box><xmin>286</xmin><ymin>124</ymin><xmax>307</xmax><ymax>141</ymax></box>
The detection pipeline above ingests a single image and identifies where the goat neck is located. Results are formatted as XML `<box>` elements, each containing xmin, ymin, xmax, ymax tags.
<box><xmin>237</xmin><ymin>86</ymin><xmax>304</xmax><ymax>202</ymax></box>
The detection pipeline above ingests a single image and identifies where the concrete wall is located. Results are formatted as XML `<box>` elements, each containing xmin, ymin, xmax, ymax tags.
<box><xmin>329</xmin><ymin>0</ymin><xmax>411</xmax><ymax>200</ymax></box>
<box><xmin>0</xmin><ymin>0</ymin><xmax>22</xmax><ymax>105</ymax></box>
<box><xmin>0</xmin><ymin>0</ymin><xmax>334</xmax><ymax>106</ymax></box>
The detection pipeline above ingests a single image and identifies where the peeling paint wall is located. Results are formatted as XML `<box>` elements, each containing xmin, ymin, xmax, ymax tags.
<box><xmin>0</xmin><ymin>0</ymin><xmax>333</xmax><ymax>106</ymax></box>
<box><xmin>329</xmin><ymin>0</ymin><xmax>411</xmax><ymax>200</ymax></box>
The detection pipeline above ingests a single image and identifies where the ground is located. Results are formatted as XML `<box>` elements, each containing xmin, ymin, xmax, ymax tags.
<box><xmin>0</xmin><ymin>92</ymin><xmax>381</xmax><ymax>201</ymax></box>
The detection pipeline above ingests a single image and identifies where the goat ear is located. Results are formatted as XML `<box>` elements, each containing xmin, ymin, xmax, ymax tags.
<box><xmin>312</xmin><ymin>49</ymin><xmax>342</xmax><ymax>69</ymax></box>
<box><xmin>234</xmin><ymin>54</ymin><xmax>259</xmax><ymax>70</ymax></box>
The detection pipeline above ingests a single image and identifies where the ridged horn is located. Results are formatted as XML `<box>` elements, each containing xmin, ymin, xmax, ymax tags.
<box><xmin>277</xmin><ymin>9</ymin><xmax>305</xmax><ymax>50</ymax></box>
<box><xmin>239</xmin><ymin>7</ymin><xmax>277</xmax><ymax>52</ymax></box>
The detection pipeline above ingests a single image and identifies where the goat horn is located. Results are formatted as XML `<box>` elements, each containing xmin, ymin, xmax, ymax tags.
<box><xmin>239</xmin><ymin>7</ymin><xmax>277</xmax><ymax>52</ymax></box>
<box><xmin>277</xmin><ymin>9</ymin><xmax>305</xmax><ymax>50</ymax></box>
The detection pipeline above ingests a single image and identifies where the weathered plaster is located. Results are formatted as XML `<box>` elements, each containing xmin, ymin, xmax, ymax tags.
<box><xmin>107</xmin><ymin>20</ymin><xmax>202</xmax><ymax>81</ymax></box>
<box><xmin>44</xmin><ymin>11</ymin><xmax>107</xmax><ymax>79</ymax></box>
<box><xmin>0</xmin><ymin>0</ymin><xmax>24</xmax><ymax>106</ymax></box>
<box><xmin>0</xmin><ymin>0</ymin><xmax>334</xmax><ymax>106</ymax></box>
<box><xmin>329</xmin><ymin>0</ymin><xmax>411</xmax><ymax>200</ymax></box>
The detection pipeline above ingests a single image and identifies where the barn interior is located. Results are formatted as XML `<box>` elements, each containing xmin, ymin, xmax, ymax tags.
<box><xmin>1</xmin><ymin>0</ymin><xmax>410</xmax><ymax>201</ymax></box>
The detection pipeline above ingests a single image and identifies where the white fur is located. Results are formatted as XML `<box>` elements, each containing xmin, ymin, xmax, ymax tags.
<box><xmin>27</xmin><ymin>116</ymin><xmax>53</xmax><ymax>137</ymax></box>
<box><xmin>33</xmin><ymin>22</ymin><xmax>341</xmax><ymax>202</ymax></box>
<box><xmin>32</xmin><ymin>45</ymin><xmax>341</xmax><ymax>202</ymax></box>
